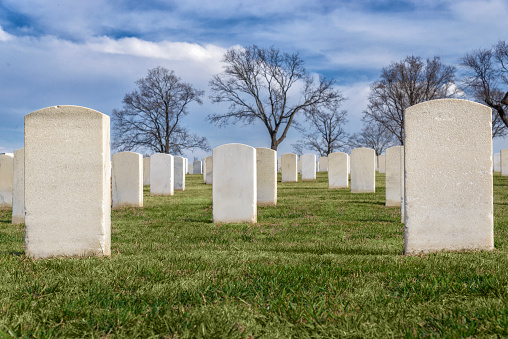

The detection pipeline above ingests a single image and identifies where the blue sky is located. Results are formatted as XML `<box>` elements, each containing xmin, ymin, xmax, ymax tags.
<box><xmin>1</xmin><ymin>0</ymin><xmax>507</xmax><ymax>159</ymax></box>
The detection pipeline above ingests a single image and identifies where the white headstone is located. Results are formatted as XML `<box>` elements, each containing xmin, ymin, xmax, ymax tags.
<box><xmin>256</xmin><ymin>148</ymin><xmax>277</xmax><ymax>206</ymax></box>
<box><xmin>188</xmin><ymin>163</ymin><xmax>194</xmax><ymax>174</ymax></box>
<box><xmin>501</xmin><ymin>149</ymin><xmax>508</xmax><ymax>176</ymax></box>
<box><xmin>205</xmin><ymin>156</ymin><xmax>213</xmax><ymax>184</ymax></box>
<box><xmin>143</xmin><ymin>157</ymin><xmax>150</xmax><ymax>186</ymax></box>
<box><xmin>184</xmin><ymin>158</ymin><xmax>188</xmax><ymax>174</ymax></box>
<box><xmin>12</xmin><ymin>149</ymin><xmax>24</xmax><ymax>224</ymax></box>
<box><xmin>318</xmin><ymin>156</ymin><xmax>328</xmax><ymax>172</ymax></box>
<box><xmin>112</xmin><ymin>152</ymin><xmax>143</xmax><ymax>208</ymax></box>
<box><xmin>493</xmin><ymin>153</ymin><xmax>501</xmax><ymax>172</ymax></box>
<box><xmin>301</xmin><ymin>154</ymin><xmax>317</xmax><ymax>180</ymax></box>
<box><xmin>213</xmin><ymin>143</ymin><xmax>257</xmax><ymax>223</ymax></box>
<box><xmin>328</xmin><ymin>152</ymin><xmax>349</xmax><ymax>189</ymax></box>
<box><xmin>400</xmin><ymin>146</ymin><xmax>405</xmax><ymax>223</ymax></box>
<box><xmin>281</xmin><ymin>153</ymin><xmax>298</xmax><ymax>182</ymax></box>
<box><xmin>0</xmin><ymin>153</ymin><xmax>13</xmax><ymax>209</ymax></box>
<box><xmin>377</xmin><ymin>154</ymin><xmax>386</xmax><ymax>173</ymax></box>
<box><xmin>24</xmin><ymin>105</ymin><xmax>111</xmax><ymax>258</ymax></box>
<box><xmin>174</xmin><ymin>156</ymin><xmax>186</xmax><ymax>191</ymax></box>
<box><xmin>350</xmin><ymin>148</ymin><xmax>376</xmax><ymax>193</ymax></box>
<box><xmin>277</xmin><ymin>157</ymin><xmax>282</xmax><ymax>173</ymax></box>
<box><xmin>385</xmin><ymin>146</ymin><xmax>403</xmax><ymax>206</ymax></box>
<box><xmin>193</xmin><ymin>160</ymin><xmax>202</xmax><ymax>174</ymax></box>
<box><xmin>150</xmin><ymin>153</ymin><xmax>174</xmax><ymax>196</ymax></box>
<box><xmin>404</xmin><ymin>99</ymin><xmax>493</xmax><ymax>254</ymax></box>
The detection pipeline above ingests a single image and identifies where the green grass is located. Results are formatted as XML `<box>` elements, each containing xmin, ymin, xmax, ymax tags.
<box><xmin>0</xmin><ymin>172</ymin><xmax>507</xmax><ymax>338</ymax></box>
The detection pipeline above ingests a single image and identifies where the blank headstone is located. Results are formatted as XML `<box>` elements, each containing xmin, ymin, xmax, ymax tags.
<box><xmin>150</xmin><ymin>153</ymin><xmax>174</xmax><ymax>196</ymax></box>
<box><xmin>318</xmin><ymin>156</ymin><xmax>328</xmax><ymax>172</ymax></box>
<box><xmin>377</xmin><ymin>154</ymin><xmax>386</xmax><ymax>173</ymax></box>
<box><xmin>174</xmin><ymin>156</ymin><xmax>186</xmax><ymax>191</ymax></box>
<box><xmin>143</xmin><ymin>157</ymin><xmax>150</xmax><ymax>186</ymax></box>
<box><xmin>400</xmin><ymin>146</ymin><xmax>405</xmax><ymax>223</ymax></box>
<box><xmin>277</xmin><ymin>157</ymin><xmax>282</xmax><ymax>173</ymax></box>
<box><xmin>184</xmin><ymin>158</ymin><xmax>188</xmax><ymax>174</ymax></box>
<box><xmin>501</xmin><ymin>149</ymin><xmax>508</xmax><ymax>176</ymax></box>
<box><xmin>256</xmin><ymin>148</ymin><xmax>277</xmax><ymax>206</ymax></box>
<box><xmin>350</xmin><ymin>148</ymin><xmax>375</xmax><ymax>193</ymax></box>
<box><xmin>213</xmin><ymin>143</ymin><xmax>257</xmax><ymax>223</ymax></box>
<box><xmin>301</xmin><ymin>154</ymin><xmax>317</xmax><ymax>180</ymax></box>
<box><xmin>385</xmin><ymin>146</ymin><xmax>403</xmax><ymax>206</ymax></box>
<box><xmin>205</xmin><ymin>156</ymin><xmax>213</xmax><ymax>184</ymax></box>
<box><xmin>193</xmin><ymin>160</ymin><xmax>202</xmax><ymax>174</ymax></box>
<box><xmin>0</xmin><ymin>153</ymin><xmax>13</xmax><ymax>209</ymax></box>
<box><xmin>281</xmin><ymin>153</ymin><xmax>298</xmax><ymax>182</ymax></box>
<box><xmin>12</xmin><ymin>149</ymin><xmax>24</xmax><ymax>224</ymax></box>
<box><xmin>493</xmin><ymin>153</ymin><xmax>501</xmax><ymax>172</ymax></box>
<box><xmin>24</xmin><ymin>105</ymin><xmax>111</xmax><ymax>258</ymax></box>
<box><xmin>404</xmin><ymin>99</ymin><xmax>493</xmax><ymax>254</ymax></box>
<box><xmin>328</xmin><ymin>152</ymin><xmax>349</xmax><ymax>189</ymax></box>
<box><xmin>112</xmin><ymin>151</ymin><xmax>143</xmax><ymax>208</ymax></box>
<box><xmin>188</xmin><ymin>163</ymin><xmax>194</xmax><ymax>174</ymax></box>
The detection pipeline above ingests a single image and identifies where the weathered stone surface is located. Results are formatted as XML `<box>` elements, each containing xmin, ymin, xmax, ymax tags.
<box><xmin>256</xmin><ymin>148</ymin><xmax>277</xmax><ymax>206</ymax></box>
<box><xmin>0</xmin><ymin>153</ymin><xmax>13</xmax><ymax>209</ymax></box>
<box><xmin>301</xmin><ymin>154</ymin><xmax>317</xmax><ymax>181</ymax></box>
<box><xmin>404</xmin><ymin>99</ymin><xmax>493</xmax><ymax>254</ymax></box>
<box><xmin>385</xmin><ymin>146</ymin><xmax>403</xmax><ymax>206</ymax></box>
<box><xmin>112</xmin><ymin>151</ymin><xmax>143</xmax><ymax>208</ymax></box>
<box><xmin>281</xmin><ymin>153</ymin><xmax>298</xmax><ymax>182</ymax></box>
<box><xmin>174</xmin><ymin>156</ymin><xmax>186</xmax><ymax>191</ymax></box>
<box><xmin>318</xmin><ymin>156</ymin><xmax>328</xmax><ymax>172</ymax></box>
<box><xmin>12</xmin><ymin>149</ymin><xmax>24</xmax><ymax>224</ymax></box>
<box><xmin>24</xmin><ymin>105</ymin><xmax>111</xmax><ymax>258</ymax></box>
<box><xmin>193</xmin><ymin>160</ymin><xmax>202</xmax><ymax>174</ymax></box>
<box><xmin>377</xmin><ymin>154</ymin><xmax>386</xmax><ymax>173</ymax></box>
<box><xmin>150</xmin><ymin>153</ymin><xmax>174</xmax><ymax>196</ymax></box>
<box><xmin>328</xmin><ymin>152</ymin><xmax>348</xmax><ymax>189</ymax></box>
<box><xmin>143</xmin><ymin>157</ymin><xmax>150</xmax><ymax>186</ymax></box>
<box><xmin>350</xmin><ymin>148</ymin><xmax>376</xmax><ymax>193</ymax></box>
<box><xmin>213</xmin><ymin>143</ymin><xmax>257</xmax><ymax>223</ymax></box>
<box><xmin>205</xmin><ymin>156</ymin><xmax>213</xmax><ymax>184</ymax></box>
<box><xmin>493</xmin><ymin>153</ymin><xmax>501</xmax><ymax>172</ymax></box>
<box><xmin>501</xmin><ymin>149</ymin><xmax>508</xmax><ymax>176</ymax></box>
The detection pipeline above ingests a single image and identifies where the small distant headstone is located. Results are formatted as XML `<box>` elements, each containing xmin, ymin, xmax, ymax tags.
<box><xmin>281</xmin><ymin>153</ymin><xmax>298</xmax><ymax>182</ymax></box>
<box><xmin>0</xmin><ymin>153</ymin><xmax>13</xmax><ymax>209</ymax></box>
<box><xmin>493</xmin><ymin>153</ymin><xmax>501</xmax><ymax>172</ymax></box>
<box><xmin>256</xmin><ymin>148</ymin><xmax>277</xmax><ymax>206</ymax></box>
<box><xmin>143</xmin><ymin>157</ymin><xmax>150</xmax><ymax>185</ymax></box>
<box><xmin>193</xmin><ymin>160</ymin><xmax>202</xmax><ymax>174</ymax></box>
<box><xmin>213</xmin><ymin>143</ymin><xmax>257</xmax><ymax>223</ymax></box>
<box><xmin>205</xmin><ymin>156</ymin><xmax>213</xmax><ymax>184</ymax></box>
<box><xmin>318</xmin><ymin>156</ymin><xmax>328</xmax><ymax>172</ymax></box>
<box><xmin>350</xmin><ymin>148</ymin><xmax>375</xmax><ymax>193</ymax></box>
<box><xmin>150</xmin><ymin>153</ymin><xmax>174</xmax><ymax>196</ymax></box>
<box><xmin>328</xmin><ymin>152</ymin><xmax>348</xmax><ymax>189</ymax></box>
<box><xmin>12</xmin><ymin>149</ymin><xmax>24</xmax><ymax>224</ymax></box>
<box><xmin>404</xmin><ymin>99</ymin><xmax>493</xmax><ymax>254</ymax></box>
<box><xmin>501</xmin><ymin>149</ymin><xmax>508</xmax><ymax>176</ymax></box>
<box><xmin>301</xmin><ymin>154</ymin><xmax>317</xmax><ymax>180</ymax></box>
<box><xmin>377</xmin><ymin>154</ymin><xmax>386</xmax><ymax>173</ymax></box>
<box><xmin>400</xmin><ymin>146</ymin><xmax>405</xmax><ymax>223</ymax></box>
<box><xmin>112</xmin><ymin>151</ymin><xmax>143</xmax><ymax>208</ymax></box>
<box><xmin>385</xmin><ymin>146</ymin><xmax>403</xmax><ymax>206</ymax></box>
<box><xmin>188</xmin><ymin>163</ymin><xmax>194</xmax><ymax>175</ymax></box>
<box><xmin>174</xmin><ymin>156</ymin><xmax>186</xmax><ymax>191</ymax></box>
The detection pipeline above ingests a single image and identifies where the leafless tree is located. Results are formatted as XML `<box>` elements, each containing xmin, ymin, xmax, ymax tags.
<box><xmin>363</xmin><ymin>56</ymin><xmax>457</xmax><ymax>145</ymax></box>
<box><xmin>292</xmin><ymin>101</ymin><xmax>349</xmax><ymax>156</ymax></box>
<box><xmin>459</xmin><ymin>40</ymin><xmax>508</xmax><ymax>138</ymax></box>
<box><xmin>348</xmin><ymin>122</ymin><xmax>395</xmax><ymax>156</ymax></box>
<box><xmin>112</xmin><ymin>67</ymin><xmax>210</xmax><ymax>154</ymax></box>
<box><xmin>208</xmin><ymin>45</ymin><xmax>344</xmax><ymax>150</ymax></box>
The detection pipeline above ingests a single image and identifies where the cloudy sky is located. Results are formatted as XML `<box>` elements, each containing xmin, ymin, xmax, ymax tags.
<box><xmin>1</xmin><ymin>0</ymin><xmax>507</xmax><ymax>159</ymax></box>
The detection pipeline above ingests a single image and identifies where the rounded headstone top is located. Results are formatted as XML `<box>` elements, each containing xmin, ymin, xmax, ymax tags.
<box><xmin>213</xmin><ymin>143</ymin><xmax>255</xmax><ymax>151</ymax></box>
<box><xmin>25</xmin><ymin>105</ymin><xmax>107</xmax><ymax>119</ymax></box>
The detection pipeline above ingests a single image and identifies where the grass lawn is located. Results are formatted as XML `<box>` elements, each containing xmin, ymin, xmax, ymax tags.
<box><xmin>0</xmin><ymin>172</ymin><xmax>507</xmax><ymax>338</ymax></box>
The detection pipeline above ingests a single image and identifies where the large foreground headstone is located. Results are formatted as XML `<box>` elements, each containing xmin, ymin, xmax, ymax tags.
<box><xmin>150</xmin><ymin>153</ymin><xmax>174</xmax><ymax>196</ymax></box>
<box><xmin>318</xmin><ymin>156</ymin><xmax>328</xmax><ymax>172</ymax></box>
<box><xmin>193</xmin><ymin>160</ymin><xmax>202</xmax><ymax>174</ymax></box>
<box><xmin>328</xmin><ymin>152</ymin><xmax>349</xmax><ymax>189</ymax></box>
<box><xmin>301</xmin><ymin>154</ymin><xmax>317</xmax><ymax>181</ymax></box>
<box><xmin>174</xmin><ymin>156</ymin><xmax>186</xmax><ymax>191</ymax></box>
<box><xmin>112</xmin><ymin>151</ymin><xmax>143</xmax><ymax>208</ymax></box>
<box><xmin>501</xmin><ymin>149</ymin><xmax>508</xmax><ymax>176</ymax></box>
<box><xmin>205</xmin><ymin>156</ymin><xmax>213</xmax><ymax>184</ymax></box>
<box><xmin>281</xmin><ymin>153</ymin><xmax>298</xmax><ymax>182</ymax></box>
<box><xmin>385</xmin><ymin>146</ymin><xmax>403</xmax><ymax>206</ymax></box>
<box><xmin>24</xmin><ymin>105</ymin><xmax>111</xmax><ymax>258</ymax></box>
<box><xmin>143</xmin><ymin>157</ymin><xmax>150</xmax><ymax>186</ymax></box>
<box><xmin>493</xmin><ymin>153</ymin><xmax>501</xmax><ymax>172</ymax></box>
<box><xmin>0</xmin><ymin>153</ymin><xmax>13</xmax><ymax>208</ymax></box>
<box><xmin>256</xmin><ymin>148</ymin><xmax>277</xmax><ymax>206</ymax></box>
<box><xmin>213</xmin><ymin>143</ymin><xmax>257</xmax><ymax>223</ymax></box>
<box><xmin>404</xmin><ymin>99</ymin><xmax>493</xmax><ymax>254</ymax></box>
<box><xmin>350</xmin><ymin>148</ymin><xmax>375</xmax><ymax>193</ymax></box>
<box><xmin>12</xmin><ymin>149</ymin><xmax>24</xmax><ymax>224</ymax></box>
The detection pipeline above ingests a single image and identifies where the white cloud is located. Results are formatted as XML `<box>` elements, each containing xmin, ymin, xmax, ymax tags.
<box><xmin>0</xmin><ymin>25</ymin><xmax>14</xmax><ymax>41</ymax></box>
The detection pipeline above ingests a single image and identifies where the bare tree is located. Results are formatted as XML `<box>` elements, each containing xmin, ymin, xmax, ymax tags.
<box><xmin>292</xmin><ymin>101</ymin><xmax>349</xmax><ymax>156</ymax></box>
<box><xmin>348</xmin><ymin>122</ymin><xmax>395</xmax><ymax>156</ymax></box>
<box><xmin>112</xmin><ymin>67</ymin><xmax>210</xmax><ymax>154</ymax></box>
<box><xmin>208</xmin><ymin>45</ymin><xmax>344</xmax><ymax>150</ymax></box>
<box><xmin>459</xmin><ymin>40</ymin><xmax>508</xmax><ymax>138</ymax></box>
<box><xmin>363</xmin><ymin>56</ymin><xmax>457</xmax><ymax>145</ymax></box>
